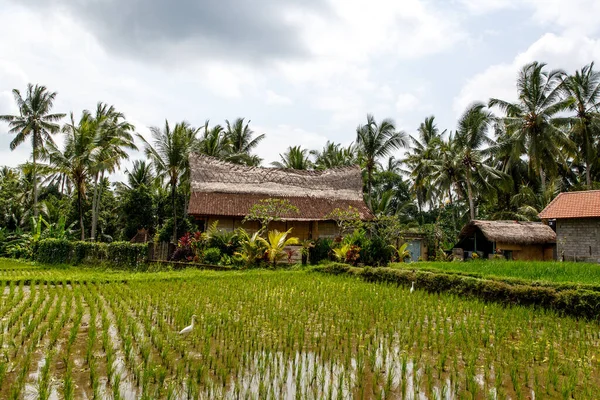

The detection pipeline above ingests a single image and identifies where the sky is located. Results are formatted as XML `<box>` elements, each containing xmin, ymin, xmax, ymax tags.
<box><xmin>1</xmin><ymin>0</ymin><xmax>600</xmax><ymax>181</ymax></box>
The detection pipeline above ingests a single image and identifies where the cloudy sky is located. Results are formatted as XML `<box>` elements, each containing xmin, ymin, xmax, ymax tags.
<box><xmin>1</xmin><ymin>0</ymin><xmax>599</xmax><ymax>179</ymax></box>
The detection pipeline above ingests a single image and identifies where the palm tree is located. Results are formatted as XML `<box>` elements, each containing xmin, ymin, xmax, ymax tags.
<box><xmin>455</xmin><ymin>103</ymin><xmax>505</xmax><ymax>220</ymax></box>
<box><xmin>356</xmin><ymin>114</ymin><xmax>407</xmax><ymax>196</ymax></box>
<box><xmin>310</xmin><ymin>141</ymin><xmax>359</xmax><ymax>170</ymax></box>
<box><xmin>489</xmin><ymin>62</ymin><xmax>574</xmax><ymax>191</ymax></box>
<box><xmin>0</xmin><ymin>84</ymin><xmax>65</xmax><ymax>217</ymax></box>
<box><xmin>257</xmin><ymin>228</ymin><xmax>300</xmax><ymax>266</ymax></box>
<box><xmin>89</xmin><ymin>103</ymin><xmax>137</xmax><ymax>241</ymax></box>
<box><xmin>138</xmin><ymin>120</ymin><xmax>197</xmax><ymax>242</ymax></box>
<box><xmin>225</xmin><ymin>118</ymin><xmax>265</xmax><ymax>166</ymax></box>
<box><xmin>404</xmin><ymin>116</ymin><xmax>444</xmax><ymax>211</ymax></box>
<box><xmin>271</xmin><ymin>146</ymin><xmax>313</xmax><ymax>169</ymax></box>
<box><xmin>196</xmin><ymin>121</ymin><xmax>230</xmax><ymax>158</ymax></box>
<box><xmin>42</xmin><ymin>112</ymin><xmax>95</xmax><ymax>240</ymax></box>
<box><xmin>561</xmin><ymin>63</ymin><xmax>600</xmax><ymax>187</ymax></box>
<box><xmin>124</xmin><ymin>160</ymin><xmax>154</xmax><ymax>190</ymax></box>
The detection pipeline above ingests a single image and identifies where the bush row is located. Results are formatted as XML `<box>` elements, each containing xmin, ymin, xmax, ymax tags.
<box><xmin>34</xmin><ymin>239</ymin><xmax>148</xmax><ymax>268</ymax></box>
<box><xmin>314</xmin><ymin>263</ymin><xmax>600</xmax><ymax>320</ymax></box>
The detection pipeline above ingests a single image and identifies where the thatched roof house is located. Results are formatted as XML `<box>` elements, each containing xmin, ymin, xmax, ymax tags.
<box><xmin>454</xmin><ymin>220</ymin><xmax>556</xmax><ymax>261</ymax></box>
<box><xmin>188</xmin><ymin>154</ymin><xmax>373</xmax><ymax>239</ymax></box>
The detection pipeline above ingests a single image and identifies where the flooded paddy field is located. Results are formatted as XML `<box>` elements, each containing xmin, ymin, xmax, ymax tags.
<box><xmin>0</xmin><ymin>261</ymin><xmax>598</xmax><ymax>399</ymax></box>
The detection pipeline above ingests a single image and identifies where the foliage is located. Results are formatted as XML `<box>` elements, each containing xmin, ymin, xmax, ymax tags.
<box><xmin>324</xmin><ymin>206</ymin><xmax>363</xmax><ymax>236</ymax></box>
<box><xmin>309</xmin><ymin>238</ymin><xmax>333</xmax><ymax>265</ymax></box>
<box><xmin>243</xmin><ymin>198</ymin><xmax>299</xmax><ymax>231</ymax></box>
<box><xmin>257</xmin><ymin>228</ymin><xmax>300</xmax><ymax>265</ymax></box>
<box><xmin>203</xmin><ymin>247</ymin><xmax>222</xmax><ymax>265</ymax></box>
<box><xmin>33</xmin><ymin>239</ymin><xmax>147</xmax><ymax>268</ymax></box>
<box><xmin>235</xmin><ymin>229</ymin><xmax>267</xmax><ymax>268</ymax></box>
<box><xmin>35</xmin><ymin>239</ymin><xmax>74</xmax><ymax>264</ymax></box>
<box><xmin>390</xmin><ymin>243</ymin><xmax>411</xmax><ymax>263</ymax></box>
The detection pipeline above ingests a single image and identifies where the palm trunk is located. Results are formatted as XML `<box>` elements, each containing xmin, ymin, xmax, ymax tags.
<box><xmin>367</xmin><ymin>164</ymin><xmax>373</xmax><ymax>198</ymax></box>
<box><xmin>78</xmin><ymin>186</ymin><xmax>85</xmax><ymax>241</ymax></box>
<box><xmin>586</xmin><ymin>160</ymin><xmax>592</xmax><ymax>188</ymax></box>
<box><xmin>539</xmin><ymin>166</ymin><xmax>546</xmax><ymax>193</ymax></box>
<box><xmin>32</xmin><ymin>134</ymin><xmax>38</xmax><ymax>218</ymax></box>
<box><xmin>90</xmin><ymin>172</ymin><xmax>100</xmax><ymax>241</ymax></box>
<box><xmin>171</xmin><ymin>179</ymin><xmax>177</xmax><ymax>243</ymax></box>
<box><xmin>466</xmin><ymin>171</ymin><xmax>475</xmax><ymax>221</ymax></box>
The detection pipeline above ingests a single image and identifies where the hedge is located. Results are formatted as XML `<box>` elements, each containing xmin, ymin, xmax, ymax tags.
<box><xmin>34</xmin><ymin>239</ymin><xmax>148</xmax><ymax>268</ymax></box>
<box><xmin>313</xmin><ymin>263</ymin><xmax>600</xmax><ymax>320</ymax></box>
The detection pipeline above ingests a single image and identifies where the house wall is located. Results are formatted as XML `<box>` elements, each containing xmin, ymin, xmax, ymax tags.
<box><xmin>556</xmin><ymin>218</ymin><xmax>600</xmax><ymax>262</ymax></box>
<box><xmin>204</xmin><ymin>217</ymin><xmax>315</xmax><ymax>241</ymax></box>
<box><xmin>495</xmin><ymin>242</ymin><xmax>554</xmax><ymax>261</ymax></box>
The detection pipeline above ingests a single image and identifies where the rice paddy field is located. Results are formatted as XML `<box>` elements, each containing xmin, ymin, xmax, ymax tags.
<box><xmin>391</xmin><ymin>260</ymin><xmax>600</xmax><ymax>285</ymax></box>
<box><xmin>0</xmin><ymin>259</ymin><xmax>599</xmax><ymax>399</ymax></box>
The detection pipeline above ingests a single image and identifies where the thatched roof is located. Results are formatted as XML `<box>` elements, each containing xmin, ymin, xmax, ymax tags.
<box><xmin>459</xmin><ymin>220</ymin><xmax>556</xmax><ymax>245</ymax></box>
<box><xmin>188</xmin><ymin>154</ymin><xmax>373</xmax><ymax>221</ymax></box>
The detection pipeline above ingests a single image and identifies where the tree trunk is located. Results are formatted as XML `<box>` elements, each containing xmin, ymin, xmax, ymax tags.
<box><xmin>586</xmin><ymin>160</ymin><xmax>592</xmax><ymax>188</ymax></box>
<box><xmin>78</xmin><ymin>185</ymin><xmax>85</xmax><ymax>241</ymax></box>
<box><xmin>90</xmin><ymin>172</ymin><xmax>100</xmax><ymax>241</ymax></box>
<box><xmin>171</xmin><ymin>178</ymin><xmax>177</xmax><ymax>243</ymax></box>
<box><xmin>32</xmin><ymin>134</ymin><xmax>38</xmax><ymax>218</ymax></box>
<box><xmin>539</xmin><ymin>166</ymin><xmax>546</xmax><ymax>193</ymax></box>
<box><xmin>466</xmin><ymin>171</ymin><xmax>475</xmax><ymax>221</ymax></box>
<box><xmin>367</xmin><ymin>163</ymin><xmax>373</xmax><ymax>198</ymax></box>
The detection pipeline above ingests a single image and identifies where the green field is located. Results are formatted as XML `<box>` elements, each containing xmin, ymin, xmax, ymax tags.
<box><xmin>0</xmin><ymin>259</ymin><xmax>598</xmax><ymax>399</ymax></box>
<box><xmin>391</xmin><ymin>260</ymin><xmax>600</xmax><ymax>285</ymax></box>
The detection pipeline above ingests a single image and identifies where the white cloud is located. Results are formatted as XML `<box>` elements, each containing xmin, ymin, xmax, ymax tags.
<box><xmin>395</xmin><ymin>93</ymin><xmax>419</xmax><ymax>112</ymax></box>
<box><xmin>265</xmin><ymin>90</ymin><xmax>292</xmax><ymax>105</ymax></box>
<box><xmin>459</xmin><ymin>0</ymin><xmax>517</xmax><ymax>15</ymax></box>
<box><xmin>453</xmin><ymin>33</ymin><xmax>600</xmax><ymax>116</ymax></box>
<box><xmin>254</xmin><ymin>124</ymin><xmax>328</xmax><ymax>164</ymax></box>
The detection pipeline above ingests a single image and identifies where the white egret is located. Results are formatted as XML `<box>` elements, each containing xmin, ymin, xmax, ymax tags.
<box><xmin>179</xmin><ymin>315</ymin><xmax>196</xmax><ymax>335</ymax></box>
<box><xmin>410</xmin><ymin>282</ymin><xmax>415</xmax><ymax>293</ymax></box>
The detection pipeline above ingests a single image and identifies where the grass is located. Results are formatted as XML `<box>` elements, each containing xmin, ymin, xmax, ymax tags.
<box><xmin>391</xmin><ymin>260</ymin><xmax>600</xmax><ymax>285</ymax></box>
<box><xmin>0</xmin><ymin>258</ymin><xmax>599</xmax><ymax>398</ymax></box>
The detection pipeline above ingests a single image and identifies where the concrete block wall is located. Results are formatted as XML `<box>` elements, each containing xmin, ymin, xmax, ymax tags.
<box><xmin>556</xmin><ymin>218</ymin><xmax>600</xmax><ymax>262</ymax></box>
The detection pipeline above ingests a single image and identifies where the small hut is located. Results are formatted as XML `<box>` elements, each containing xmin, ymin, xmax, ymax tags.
<box><xmin>130</xmin><ymin>228</ymin><xmax>152</xmax><ymax>244</ymax></box>
<box><xmin>187</xmin><ymin>154</ymin><xmax>373</xmax><ymax>240</ymax></box>
<box><xmin>454</xmin><ymin>220</ymin><xmax>556</xmax><ymax>261</ymax></box>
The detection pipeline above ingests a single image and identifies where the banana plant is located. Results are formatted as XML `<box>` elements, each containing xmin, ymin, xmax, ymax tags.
<box><xmin>389</xmin><ymin>242</ymin><xmax>411</xmax><ymax>263</ymax></box>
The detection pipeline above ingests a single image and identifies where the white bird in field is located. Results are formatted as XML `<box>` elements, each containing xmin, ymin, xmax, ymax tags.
<box><xmin>179</xmin><ymin>315</ymin><xmax>196</xmax><ymax>335</ymax></box>
<box><xmin>410</xmin><ymin>282</ymin><xmax>415</xmax><ymax>294</ymax></box>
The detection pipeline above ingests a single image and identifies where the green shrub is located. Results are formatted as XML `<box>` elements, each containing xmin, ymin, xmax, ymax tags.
<box><xmin>73</xmin><ymin>242</ymin><xmax>107</xmax><ymax>265</ymax></box>
<box><xmin>203</xmin><ymin>247</ymin><xmax>222</xmax><ymax>265</ymax></box>
<box><xmin>107</xmin><ymin>242</ymin><xmax>148</xmax><ymax>268</ymax></box>
<box><xmin>309</xmin><ymin>238</ymin><xmax>332</xmax><ymax>265</ymax></box>
<box><xmin>35</xmin><ymin>239</ymin><xmax>73</xmax><ymax>264</ymax></box>
<box><xmin>361</xmin><ymin>236</ymin><xmax>393</xmax><ymax>266</ymax></box>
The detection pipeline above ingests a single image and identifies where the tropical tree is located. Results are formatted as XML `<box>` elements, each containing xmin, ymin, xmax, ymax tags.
<box><xmin>404</xmin><ymin>116</ymin><xmax>444</xmax><ymax>211</ymax></box>
<box><xmin>356</xmin><ymin>114</ymin><xmax>407</xmax><ymax>196</ymax></box>
<box><xmin>310</xmin><ymin>141</ymin><xmax>359</xmax><ymax>170</ymax></box>
<box><xmin>42</xmin><ymin>112</ymin><xmax>95</xmax><ymax>240</ymax></box>
<box><xmin>0</xmin><ymin>84</ymin><xmax>65</xmax><ymax>217</ymax></box>
<box><xmin>454</xmin><ymin>103</ymin><xmax>505</xmax><ymax>220</ymax></box>
<box><xmin>489</xmin><ymin>62</ymin><xmax>574</xmax><ymax>191</ymax></box>
<box><xmin>257</xmin><ymin>228</ymin><xmax>300</xmax><ymax>265</ymax></box>
<box><xmin>561</xmin><ymin>62</ymin><xmax>600</xmax><ymax>187</ymax></box>
<box><xmin>271</xmin><ymin>146</ymin><xmax>313</xmax><ymax>169</ymax></box>
<box><xmin>89</xmin><ymin>103</ymin><xmax>137</xmax><ymax>241</ymax></box>
<box><xmin>225</xmin><ymin>118</ymin><xmax>264</xmax><ymax>166</ymax></box>
<box><xmin>139</xmin><ymin>120</ymin><xmax>197</xmax><ymax>242</ymax></box>
<box><xmin>196</xmin><ymin>121</ymin><xmax>229</xmax><ymax>158</ymax></box>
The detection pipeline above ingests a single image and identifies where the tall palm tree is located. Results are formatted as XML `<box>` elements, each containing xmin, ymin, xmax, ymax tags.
<box><xmin>90</xmin><ymin>103</ymin><xmax>137</xmax><ymax>241</ymax></box>
<box><xmin>356</xmin><ymin>114</ymin><xmax>407</xmax><ymax>196</ymax></box>
<box><xmin>271</xmin><ymin>146</ymin><xmax>313</xmax><ymax>169</ymax></box>
<box><xmin>225</xmin><ymin>118</ymin><xmax>265</xmax><ymax>166</ymax></box>
<box><xmin>42</xmin><ymin>112</ymin><xmax>95</xmax><ymax>240</ymax></box>
<box><xmin>0</xmin><ymin>84</ymin><xmax>65</xmax><ymax>217</ymax></box>
<box><xmin>125</xmin><ymin>160</ymin><xmax>154</xmax><ymax>190</ymax></box>
<box><xmin>455</xmin><ymin>103</ymin><xmax>505</xmax><ymax>220</ymax></box>
<box><xmin>404</xmin><ymin>116</ymin><xmax>444</xmax><ymax>211</ymax></box>
<box><xmin>489</xmin><ymin>62</ymin><xmax>574</xmax><ymax>191</ymax></box>
<box><xmin>561</xmin><ymin>62</ymin><xmax>600</xmax><ymax>187</ymax></box>
<box><xmin>138</xmin><ymin>120</ymin><xmax>197</xmax><ymax>242</ymax></box>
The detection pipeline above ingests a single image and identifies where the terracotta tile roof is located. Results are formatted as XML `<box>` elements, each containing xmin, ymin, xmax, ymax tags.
<box><xmin>538</xmin><ymin>190</ymin><xmax>600</xmax><ymax>219</ymax></box>
<box><xmin>188</xmin><ymin>154</ymin><xmax>374</xmax><ymax>221</ymax></box>
<box><xmin>188</xmin><ymin>193</ymin><xmax>374</xmax><ymax>221</ymax></box>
